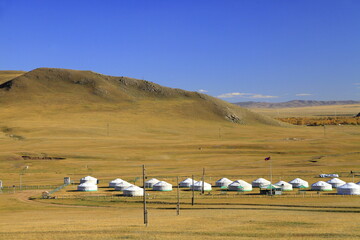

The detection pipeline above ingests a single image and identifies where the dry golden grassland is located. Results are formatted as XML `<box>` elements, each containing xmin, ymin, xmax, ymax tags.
<box><xmin>0</xmin><ymin>101</ymin><xmax>360</xmax><ymax>239</ymax></box>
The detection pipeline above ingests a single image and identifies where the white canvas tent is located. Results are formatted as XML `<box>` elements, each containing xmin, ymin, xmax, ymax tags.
<box><xmin>109</xmin><ymin>178</ymin><xmax>125</xmax><ymax>188</ymax></box>
<box><xmin>326</xmin><ymin>178</ymin><xmax>346</xmax><ymax>188</ymax></box>
<box><xmin>311</xmin><ymin>181</ymin><xmax>333</xmax><ymax>191</ymax></box>
<box><xmin>289</xmin><ymin>178</ymin><xmax>309</xmax><ymax>188</ymax></box>
<box><xmin>337</xmin><ymin>183</ymin><xmax>360</xmax><ymax>195</ymax></box>
<box><xmin>252</xmin><ymin>178</ymin><xmax>271</xmax><ymax>188</ymax></box>
<box><xmin>123</xmin><ymin>185</ymin><xmax>144</xmax><ymax>197</ymax></box>
<box><xmin>145</xmin><ymin>178</ymin><xmax>160</xmax><ymax>188</ymax></box>
<box><xmin>190</xmin><ymin>181</ymin><xmax>212</xmax><ymax>191</ymax></box>
<box><xmin>274</xmin><ymin>181</ymin><xmax>293</xmax><ymax>191</ymax></box>
<box><xmin>114</xmin><ymin>181</ymin><xmax>133</xmax><ymax>191</ymax></box>
<box><xmin>153</xmin><ymin>181</ymin><xmax>173</xmax><ymax>191</ymax></box>
<box><xmin>77</xmin><ymin>182</ymin><xmax>98</xmax><ymax>191</ymax></box>
<box><xmin>80</xmin><ymin>176</ymin><xmax>98</xmax><ymax>185</ymax></box>
<box><xmin>179</xmin><ymin>178</ymin><xmax>195</xmax><ymax>188</ymax></box>
<box><xmin>228</xmin><ymin>180</ymin><xmax>252</xmax><ymax>191</ymax></box>
<box><xmin>215</xmin><ymin>178</ymin><xmax>233</xmax><ymax>188</ymax></box>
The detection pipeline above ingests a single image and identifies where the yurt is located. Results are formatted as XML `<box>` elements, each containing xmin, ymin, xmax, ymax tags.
<box><xmin>311</xmin><ymin>181</ymin><xmax>333</xmax><ymax>191</ymax></box>
<box><xmin>114</xmin><ymin>181</ymin><xmax>133</xmax><ymax>191</ymax></box>
<box><xmin>109</xmin><ymin>178</ymin><xmax>124</xmax><ymax>188</ymax></box>
<box><xmin>179</xmin><ymin>178</ymin><xmax>195</xmax><ymax>188</ymax></box>
<box><xmin>228</xmin><ymin>180</ymin><xmax>252</xmax><ymax>192</ymax></box>
<box><xmin>274</xmin><ymin>181</ymin><xmax>293</xmax><ymax>191</ymax></box>
<box><xmin>190</xmin><ymin>181</ymin><xmax>212</xmax><ymax>191</ymax></box>
<box><xmin>80</xmin><ymin>176</ymin><xmax>98</xmax><ymax>185</ymax></box>
<box><xmin>356</xmin><ymin>181</ymin><xmax>360</xmax><ymax>185</ymax></box>
<box><xmin>123</xmin><ymin>185</ymin><xmax>144</xmax><ymax>197</ymax></box>
<box><xmin>289</xmin><ymin>178</ymin><xmax>309</xmax><ymax>188</ymax></box>
<box><xmin>215</xmin><ymin>178</ymin><xmax>233</xmax><ymax>188</ymax></box>
<box><xmin>145</xmin><ymin>178</ymin><xmax>160</xmax><ymax>188</ymax></box>
<box><xmin>77</xmin><ymin>182</ymin><xmax>98</xmax><ymax>191</ymax></box>
<box><xmin>326</xmin><ymin>178</ymin><xmax>346</xmax><ymax>188</ymax></box>
<box><xmin>153</xmin><ymin>181</ymin><xmax>173</xmax><ymax>191</ymax></box>
<box><xmin>252</xmin><ymin>178</ymin><xmax>271</xmax><ymax>188</ymax></box>
<box><xmin>337</xmin><ymin>183</ymin><xmax>360</xmax><ymax>195</ymax></box>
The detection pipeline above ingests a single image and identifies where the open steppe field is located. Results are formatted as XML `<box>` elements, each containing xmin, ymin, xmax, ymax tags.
<box><xmin>0</xmin><ymin>102</ymin><xmax>360</xmax><ymax>239</ymax></box>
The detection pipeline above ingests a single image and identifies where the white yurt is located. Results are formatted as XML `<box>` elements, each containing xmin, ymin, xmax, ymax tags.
<box><xmin>215</xmin><ymin>178</ymin><xmax>233</xmax><ymax>188</ymax></box>
<box><xmin>114</xmin><ymin>181</ymin><xmax>133</xmax><ymax>191</ymax></box>
<box><xmin>228</xmin><ymin>180</ymin><xmax>252</xmax><ymax>192</ymax></box>
<box><xmin>252</xmin><ymin>178</ymin><xmax>271</xmax><ymax>188</ymax></box>
<box><xmin>77</xmin><ymin>182</ymin><xmax>98</xmax><ymax>191</ymax></box>
<box><xmin>289</xmin><ymin>178</ymin><xmax>309</xmax><ymax>188</ymax></box>
<box><xmin>80</xmin><ymin>176</ymin><xmax>98</xmax><ymax>185</ymax></box>
<box><xmin>356</xmin><ymin>181</ymin><xmax>360</xmax><ymax>185</ymax></box>
<box><xmin>326</xmin><ymin>178</ymin><xmax>346</xmax><ymax>188</ymax></box>
<box><xmin>311</xmin><ymin>181</ymin><xmax>333</xmax><ymax>191</ymax></box>
<box><xmin>123</xmin><ymin>185</ymin><xmax>144</xmax><ymax>197</ymax></box>
<box><xmin>109</xmin><ymin>178</ymin><xmax>124</xmax><ymax>188</ymax></box>
<box><xmin>145</xmin><ymin>178</ymin><xmax>160</xmax><ymax>188</ymax></box>
<box><xmin>179</xmin><ymin>178</ymin><xmax>195</xmax><ymax>188</ymax></box>
<box><xmin>153</xmin><ymin>181</ymin><xmax>173</xmax><ymax>191</ymax></box>
<box><xmin>190</xmin><ymin>181</ymin><xmax>212</xmax><ymax>191</ymax></box>
<box><xmin>274</xmin><ymin>181</ymin><xmax>293</xmax><ymax>191</ymax></box>
<box><xmin>337</xmin><ymin>183</ymin><xmax>360</xmax><ymax>195</ymax></box>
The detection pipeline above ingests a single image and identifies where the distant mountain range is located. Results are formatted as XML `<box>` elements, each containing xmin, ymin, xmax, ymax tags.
<box><xmin>234</xmin><ymin>100</ymin><xmax>360</xmax><ymax>108</ymax></box>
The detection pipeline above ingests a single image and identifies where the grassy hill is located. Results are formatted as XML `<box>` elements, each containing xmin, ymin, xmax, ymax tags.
<box><xmin>0</xmin><ymin>70</ymin><xmax>26</xmax><ymax>84</ymax></box>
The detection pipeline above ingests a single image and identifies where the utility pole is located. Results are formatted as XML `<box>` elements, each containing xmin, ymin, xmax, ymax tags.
<box><xmin>142</xmin><ymin>165</ymin><xmax>148</xmax><ymax>226</ymax></box>
<box><xmin>201</xmin><ymin>168</ymin><xmax>205</xmax><ymax>194</ymax></box>
<box><xmin>176</xmin><ymin>176</ymin><xmax>180</xmax><ymax>216</ymax></box>
<box><xmin>191</xmin><ymin>175</ymin><xmax>195</xmax><ymax>206</ymax></box>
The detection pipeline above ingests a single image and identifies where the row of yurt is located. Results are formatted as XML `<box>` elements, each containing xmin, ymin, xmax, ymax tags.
<box><xmin>228</xmin><ymin>180</ymin><xmax>252</xmax><ymax>191</ymax></box>
<box><xmin>78</xmin><ymin>176</ymin><xmax>98</xmax><ymax>191</ymax></box>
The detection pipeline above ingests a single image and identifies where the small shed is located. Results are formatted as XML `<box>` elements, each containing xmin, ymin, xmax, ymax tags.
<box><xmin>153</xmin><ymin>181</ymin><xmax>173</xmax><ymax>191</ymax></box>
<box><xmin>260</xmin><ymin>185</ymin><xmax>282</xmax><ymax>195</ymax></box>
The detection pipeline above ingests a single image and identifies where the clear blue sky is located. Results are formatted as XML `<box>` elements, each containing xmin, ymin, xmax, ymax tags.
<box><xmin>1</xmin><ymin>0</ymin><xmax>359</xmax><ymax>102</ymax></box>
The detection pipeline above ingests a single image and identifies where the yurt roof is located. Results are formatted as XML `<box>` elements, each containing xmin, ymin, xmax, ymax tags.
<box><xmin>193</xmin><ymin>181</ymin><xmax>211</xmax><ymax>187</ymax></box>
<box><xmin>289</xmin><ymin>178</ymin><xmax>307</xmax><ymax>183</ymax></box>
<box><xmin>153</xmin><ymin>181</ymin><xmax>172</xmax><ymax>187</ymax></box>
<box><xmin>216</xmin><ymin>178</ymin><xmax>232</xmax><ymax>183</ymax></box>
<box><xmin>274</xmin><ymin>181</ymin><xmax>292</xmax><ymax>186</ymax></box>
<box><xmin>230</xmin><ymin>180</ymin><xmax>251</xmax><ymax>186</ymax></box>
<box><xmin>81</xmin><ymin>176</ymin><xmax>97</xmax><ymax>180</ymax></box>
<box><xmin>253</xmin><ymin>178</ymin><xmax>270</xmax><ymax>183</ymax></box>
<box><xmin>124</xmin><ymin>185</ymin><xmax>142</xmax><ymax>191</ymax></box>
<box><xmin>312</xmin><ymin>181</ymin><xmax>332</xmax><ymax>187</ymax></box>
<box><xmin>327</xmin><ymin>178</ymin><xmax>345</xmax><ymax>184</ymax></box>
<box><xmin>115</xmin><ymin>181</ymin><xmax>131</xmax><ymax>186</ymax></box>
<box><xmin>145</xmin><ymin>178</ymin><xmax>160</xmax><ymax>183</ymax></box>
<box><xmin>110</xmin><ymin>178</ymin><xmax>124</xmax><ymax>183</ymax></box>
<box><xmin>338</xmin><ymin>183</ymin><xmax>360</xmax><ymax>189</ymax></box>
<box><xmin>180</xmin><ymin>178</ymin><xmax>194</xmax><ymax>183</ymax></box>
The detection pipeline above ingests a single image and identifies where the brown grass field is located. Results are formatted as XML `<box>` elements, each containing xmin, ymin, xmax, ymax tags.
<box><xmin>0</xmin><ymin>69</ymin><xmax>359</xmax><ymax>239</ymax></box>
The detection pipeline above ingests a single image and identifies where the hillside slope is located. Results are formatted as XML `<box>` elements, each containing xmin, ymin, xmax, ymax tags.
<box><xmin>0</xmin><ymin>70</ymin><xmax>26</xmax><ymax>84</ymax></box>
<box><xmin>0</xmin><ymin>68</ymin><xmax>283</xmax><ymax>126</ymax></box>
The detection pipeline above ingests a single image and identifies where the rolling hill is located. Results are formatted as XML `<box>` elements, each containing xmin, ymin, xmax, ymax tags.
<box><xmin>0</xmin><ymin>68</ymin><xmax>282</xmax><ymax>126</ymax></box>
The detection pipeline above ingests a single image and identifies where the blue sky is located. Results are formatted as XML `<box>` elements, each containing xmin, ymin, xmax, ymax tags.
<box><xmin>1</xmin><ymin>0</ymin><xmax>359</xmax><ymax>102</ymax></box>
